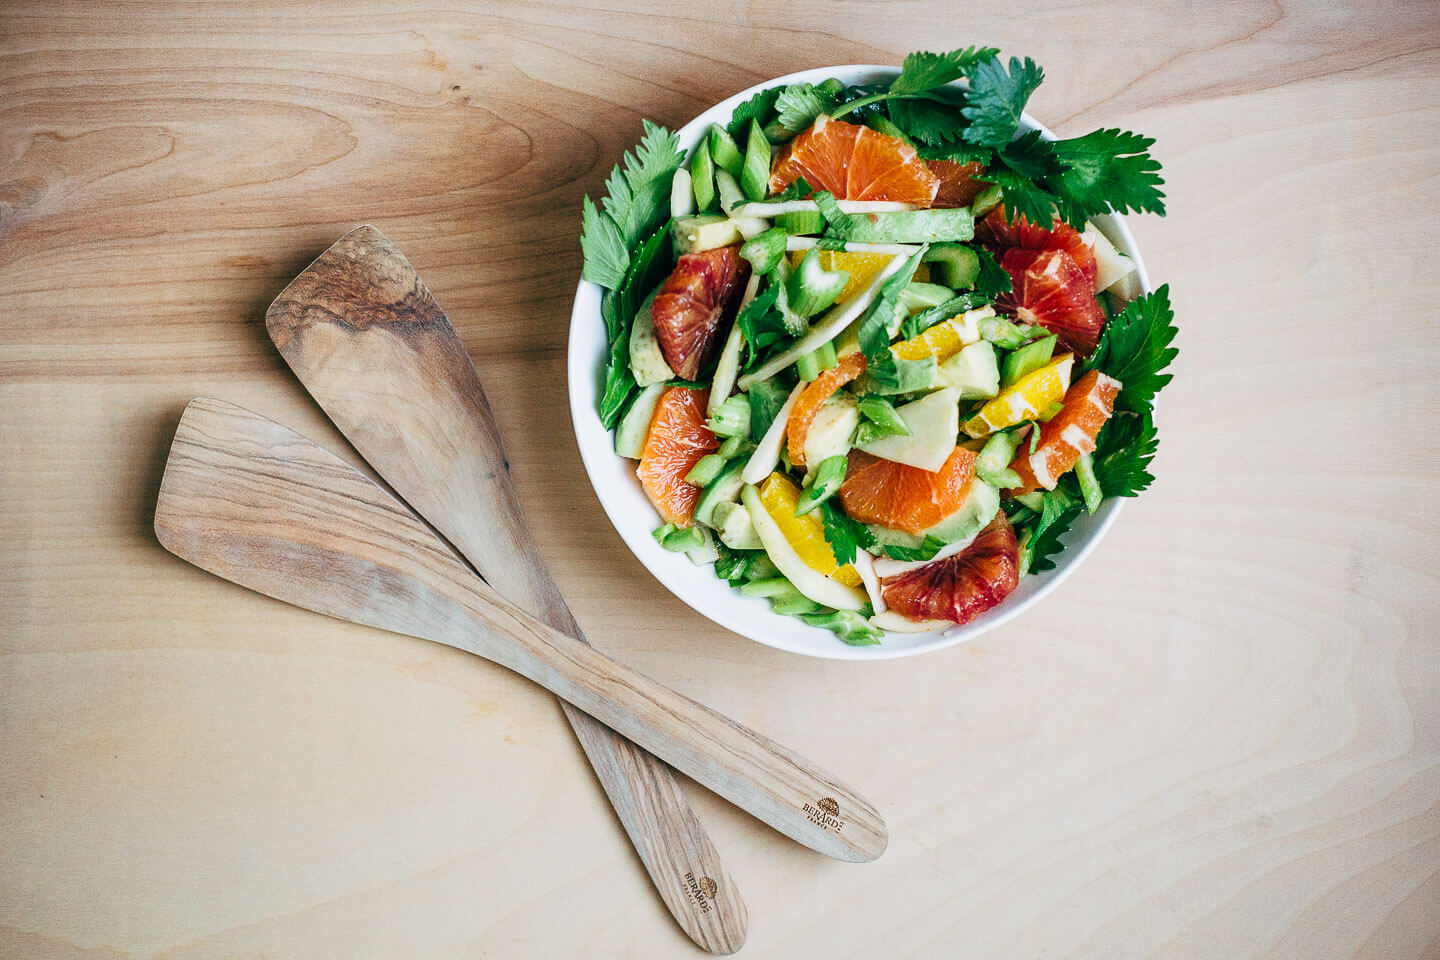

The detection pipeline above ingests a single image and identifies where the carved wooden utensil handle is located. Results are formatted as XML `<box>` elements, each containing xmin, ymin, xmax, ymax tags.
<box><xmin>156</xmin><ymin>398</ymin><xmax>889</xmax><ymax>866</ymax></box>
<box><xmin>264</xmin><ymin>226</ymin><xmax>746</xmax><ymax>952</ymax></box>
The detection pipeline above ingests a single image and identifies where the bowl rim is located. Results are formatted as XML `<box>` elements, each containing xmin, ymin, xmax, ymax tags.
<box><xmin>567</xmin><ymin>64</ymin><xmax>1152</xmax><ymax>660</ymax></box>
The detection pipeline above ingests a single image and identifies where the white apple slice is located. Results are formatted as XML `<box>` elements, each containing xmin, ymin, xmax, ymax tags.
<box><xmin>856</xmin><ymin>387</ymin><xmax>960</xmax><ymax>472</ymax></box>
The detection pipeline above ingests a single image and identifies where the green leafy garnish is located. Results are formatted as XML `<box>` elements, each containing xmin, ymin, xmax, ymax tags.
<box><xmin>960</xmin><ymin>56</ymin><xmax>1044</xmax><ymax>148</ymax></box>
<box><xmin>598</xmin><ymin>222</ymin><xmax>671</xmax><ymax>427</ymax></box>
<box><xmin>1017</xmin><ymin>487</ymin><xmax>1080</xmax><ymax>574</ymax></box>
<box><xmin>1084</xmin><ymin>285</ymin><xmax>1177</xmax><ymax>414</ymax></box>
<box><xmin>800</xmin><ymin>609</ymin><xmax>884</xmax><ymax>646</ymax></box>
<box><xmin>598</xmin><ymin>121</ymin><xmax>685</xmax><ymax>251</ymax></box>
<box><xmin>898</xmin><ymin>293</ymin><xmax>988</xmax><ymax>341</ymax></box>
<box><xmin>735</xmin><ymin>282</ymin><xmax>784</xmax><ymax>353</ymax></box>
<box><xmin>581</xmin><ymin>196</ymin><xmax>630</xmax><ymax>290</ymax></box>
<box><xmin>775</xmin><ymin>82</ymin><xmax>841</xmax><ymax>133</ymax></box>
<box><xmin>1050</xmin><ymin>129</ymin><xmax>1166</xmax><ymax>223</ymax></box>
<box><xmin>882</xmin><ymin>535</ymin><xmax>948</xmax><ymax>562</ymax></box>
<box><xmin>852</xmin><ymin>244</ymin><xmax>927</xmax><ymax>389</ymax></box>
<box><xmin>1091</xmin><ymin>412</ymin><xmax>1158</xmax><ymax>497</ymax></box>
<box><xmin>746</xmin><ymin>376</ymin><xmax>791</xmax><ymax>442</ymax></box>
<box><xmin>727</xmin><ymin>87</ymin><xmax>783</xmax><ymax>139</ymax></box>
<box><xmin>891</xmin><ymin>47</ymin><xmax>1000</xmax><ymax>95</ymax></box>
<box><xmin>820</xmin><ymin>498</ymin><xmax>876</xmax><ymax>566</ymax></box>
<box><xmin>973</xmin><ymin>246</ymin><xmax>1012</xmax><ymax>298</ymax></box>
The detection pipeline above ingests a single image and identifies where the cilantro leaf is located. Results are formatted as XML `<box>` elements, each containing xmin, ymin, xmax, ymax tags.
<box><xmin>882</xmin><ymin>535</ymin><xmax>948</xmax><ymax>562</ymax></box>
<box><xmin>979</xmin><ymin>163</ymin><xmax>1060</xmax><ymax>227</ymax></box>
<box><xmin>580</xmin><ymin>196</ymin><xmax>629</xmax><ymax>289</ymax></box>
<box><xmin>890</xmin><ymin>47</ymin><xmax>999</xmax><ymax>95</ymax></box>
<box><xmin>1085</xmin><ymin>285</ymin><xmax>1177</xmax><ymax>413</ymax></box>
<box><xmin>600</xmin><ymin>121</ymin><xmax>685</xmax><ymax>247</ymax></box>
<box><xmin>999</xmin><ymin>129</ymin><xmax>1061</xmax><ymax>179</ymax></box>
<box><xmin>775</xmin><ymin>83</ymin><xmax>841</xmax><ymax>133</ymax></box>
<box><xmin>727</xmin><ymin>86</ymin><xmax>782</xmax><ymax>139</ymax></box>
<box><xmin>736</xmin><ymin>281</ymin><xmax>784</xmax><ymax>353</ymax></box>
<box><xmin>887</xmin><ymin>93</ymin><xmax>968</xmax><ymax>147</ymax></box>
<box><xmin>820</xmin><ymin>499</ymin><xmax>875</xmax><ymax>566</ymax></box>
<box><xmin>1049</xmin><ymin>128</ymin><xmax>1166</xmax><ymax>223</ymax></box>
<box><xmin>916</xmin><ymin>141</ymin><xmax>994</xmax><ymax>164</ymax></box>
<box><xmin>1091</xmin><ymin>412</ymin><xmax>1158</xmax><ymax>497</ymax></box>
<box><xmin>961</xmin><ymin>56</ymin><xmax>1044</xmax><ymax>148</ymax></box>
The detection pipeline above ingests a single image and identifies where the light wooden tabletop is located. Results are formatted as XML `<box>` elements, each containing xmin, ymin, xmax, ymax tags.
<box><xmin>3</xmin><ymin>3</ymin><xmax>1438</xmax><ymax>958</ymax></box>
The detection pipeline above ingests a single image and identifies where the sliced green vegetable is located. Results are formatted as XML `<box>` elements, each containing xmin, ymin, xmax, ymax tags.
<box><xmin>786</xmin><ymin>246</ymin><xmax>850</xmax><ymax>317</ymax></box>
<box><xmin>684</xmin><ymin>453</ymin><xmax>729</xmax><ymax>487</ymax></box>
<box><xmin>653</xmin><ymin>523</ymin><xmax>706</xmax><ymax>552</ymax></box>
<box><xmin>1075</xmin><ymin>451</ymin><xmax>1103</xmax><ymax>513</ymax></box>
<box><xmin>708</xmin><ymin>124</ymin><xmax>744</xmax><ymax>178</ymax></box>
<box><xmin>856</xmin><ymin>395</ymin><xmax>911</xmax><ymax>437</ymax></box>
<box><xmin>775</xmin><ymin>210</ymin><xmax>825</xmax><ymax>234</ymax></box>
<box><xmin>800</xmin><ymin>610</ymin><xmax>884</xmax><ymax>646</ymax></box>
<box><xmin>975</xmin><ymin>429</ymin><xmax>1023</xmax><ymax>489</ymax></box>
<box><xmin>716</xmin><ymin>434</ymin><xmax>755</xmax><ymax>459</ymax></box>
<box><xmin>856</xmin><ymin>355</ymin><xmax>937</xmax><ymax>395</ymax></box>
<box><xmin>714</xmin><ymin>168</ymin><xmax>745</xmax><ymax>214</ymax></box>
<box><xmin>740</xmin><ymin>226</ymin><xmax>787</xmax><ymax>275</ymax></box>
<box><xmin>1001</xmin><ymin>334</ymin><xmax>1057</xmax><ymax>387</ymax></box>
<box><xmin>896</xmin><ymin>281</ymin><xmax>956</xmax><ymax>314</ymax></box>
<box><xmin>743</xmin><ymin>553</ymin><xmax>780</xmax><ymax>581</ymax></box>
<box><xmin>922</xmin><ymin>243</ymin><xmax>980</xmax><ymax>288</ymax></box>
<box><xmin>794</xmin><ymin>340</ymin><xmax>837</xmax><ymax>381</ymax></box>
<box><xmin>771</xmin><ymin>593</ymin><xmax>824</xmax><ymax>616</ymax></box>
<box><xmin>739</xmin><ymin>576</ymin><xmax>798</xmax><ymax>599</ymax></box>
<box><xmin>706</xmin><ymin>394</ymin><xmax>751</xmax><ymax>437</ymax></box>
<box><xmin>711</xmin><ymin>499</ymin><xmax>763</xmax><ymax>549</ymax></box>
<box><xmin>970</xmin><ymin>182</ymin><xmax>1002</xmax><ymax>217</ymax></box>
<box><xmin>740</xmin><ymin>118</ymin><xmax>771</xmax><ymax>202</ymax></box>
<box><xmin>815</xmin><ymin>192</ymin><xmax>975</xmax><ymax>243</ymax></box>
<box><xmin>689</xmin><ymin>140</ymin><xmax>716</xmax><ymax>212</ymax></box>
<box><xmin>937</xmin><ymin>340</ymin><xmax>1000</xmax><ymax>399</ymax></box>
<box><xmin>795</xmin><ymin>455</ymin><xmax>847</xmax><ymax>517</ymax></box>
<box><xmin>978</xmin><ymin>314</ymin><xmax>1046</xmax><ymax>349</ymax></box>
<box><xmin>695</xmin><ymin>459</ymin><xmax>747</xmax><ymax>527</ymax></box>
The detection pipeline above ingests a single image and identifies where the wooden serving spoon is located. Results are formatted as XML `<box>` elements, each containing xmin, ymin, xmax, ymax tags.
<box><xmin>155</xmin><ymin>397</ymin><xmax>888</xmax><ymax>870</ymax></box>
<box><xmin>264</xmin><ymin>226</ymin><xmax>745</xmax><ymax>951</ymax></box>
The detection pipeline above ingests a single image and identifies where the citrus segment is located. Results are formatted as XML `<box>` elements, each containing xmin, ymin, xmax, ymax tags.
<box><xmin>786</xmin><ymin>351</ymin><xmax>866</xmax><ymax>468</ymax></box>
<box><xmin>891</xmin><ymin>314</ymin><xmax>980</xmax><ymax>363</ymax></box>
<box><xmin>637</xmin><ymin>387</ymin><xmax>717</xmax><ymax>526</ymax></box>
<box><xmin>768</xmin><ymin>116</ymin><xmax>940</xmax><ymax>206</ymax></box>
<box><xmin>650</xmin><ymin>246</ymin><xmax>750</xmax><ymax>380</ymax></box>
<box><xmin>785</xmin><ymin>249</ymin><xmax>893</xmax><ymax>304</ymax></box>
<box><xmin>880</xmin><ymin>511</ymin><xmax>1018</xmax><ymax>624</ymax></box>
<box><xmin>979</xmin><ymin>206</ymin><xmax>1097</xmax><ymax>286</ymax></box>
<box><xmin>838</xmin><ymin>446</ymin><xmax>976</xmax><ymax>535</ymax></box>
<box><xmin>963</xmin><ymin>353</ymin><xmax>1074</xmax><ymax>437</ymax></box>
<box><xmin>1012</xmin><ymin>369</ymin><xmax>1122</xmax><ymax>492</ymax></box>
<box><xmin>755</xmin><ymin>473</ymin><xmax>862</xmax><ymax>586</ymax></box>
<box><xmin>999</xmin><ymin>248</ymin><xmax>1107</xmax><ymax>357</ymax></box>
<box><xmin>928</xmin><ymin>159</ymin><xmax>989</xmax><ymax>209</ymax></box>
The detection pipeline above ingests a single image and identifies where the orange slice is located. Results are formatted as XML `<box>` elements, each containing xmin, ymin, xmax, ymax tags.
<box><xmin>785</xmin><ymin>351</ymin><xmax>866</xmax><ymax>468</ymax></box>
<box><xmin>637</xmin><ymin>387</ymin><xmax>717</xmax><ymax>526</ymax></box>
<box><xmin>1011</xmin><ymin>368</ymin><xmax>1122</xmax><ymax>492</ymax></box>
<box><xmin>838</xmin><ymin>446</ymin><xmax>977</xmax><ymax>535</ymax></box>
<box><xmin>768</xmin><ymin>116</ymin><xmax>940</xmax><ymax>206</ymax></box>
<box><xmin>755</xmin><ymin>473</ymin><xmax>862</xmax><ymax>586</ymax></box>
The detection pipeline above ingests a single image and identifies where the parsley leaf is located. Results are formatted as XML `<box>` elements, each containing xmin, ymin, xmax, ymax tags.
<box><xmin>775</xmin><ymin>83</ymin><xmax>841</xmax><ymax>133</ymax></box>
<box><xmin>890</xmin><ymin>47</ymin><xmax>999</xmax><ymax>95</ymax></box>
<box><xmin>961</xmin><ymin>56</ymin><xmax>1044</xmax><ymax>148</ymax></box>
<box><xmin>600</xmin><ymin>121</ymin><xmax>685</xmax><ymax>247</ymax></box>
<box><xmin>727</xmin><ymin>86</ymin><xmax>782</xmax><ymax>139</ymax></box>
<box><xmin>1018</xmin><ymin>487</ymin><xmax>1080</xmax><ymax>574</ymax></box>
<box><xmin>973</xmin><ymin>245</ymin><xmax>1012</xmax><ymax>298</ymax></box>
<box><xmin>820</xmin><ymin>499</ymin><xmax>875</xmax><ymax>566</ymax></box>
<box><xmin>1091</xmin><ymin>412</ymin><xmax>1158</xmax><ymax>497</ymax></box>
<box><xmin>1049</xmin><ymin>128</ymin><xmax>1166</xmax><ymax>223</ymax></box>
<box><xmin>1085</xmin><ymin>285</ymin><xmax>1177</xmax><ymax>413</ymax></box>
<box><xmin>580</xmin><ymin>196</ymin><xmax>629</xmax><ymax>290</ymax></box>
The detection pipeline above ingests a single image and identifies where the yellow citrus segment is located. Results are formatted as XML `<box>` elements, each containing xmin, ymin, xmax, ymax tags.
<box><xmin>786</xmin><ymin>249</ymin><xmax>892</xmax><ymax>304</ymax></box>
<box><xmin>756</xmin><ymin>473</ymin><xmax>863</xmax><ymax>587</ymax></box>
<box><xmin>962</xmin><ymin>353</ymin><xmax>1075</xmax><ymax>437</ymax></box>
<box><xmin>891</xmin><ymin>311</ymin><xmax>985</xmax><ymax>363</ymax></box>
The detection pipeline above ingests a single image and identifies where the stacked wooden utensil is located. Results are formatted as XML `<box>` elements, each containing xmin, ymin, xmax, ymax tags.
<box><xmin>153</xmin><ymin>226</ymin><xmax>884</xmax><ymax>954</ymax></box>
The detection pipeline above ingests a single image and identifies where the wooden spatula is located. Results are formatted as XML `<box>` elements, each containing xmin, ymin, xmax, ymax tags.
<box><xmin>264</xmin><ymin>227</ymin><xmax>746</xmax><ymax>952</ymax></box>
<box><xmin>156</xmin><ymin>397</ymin><xmax>888</xmax><ymax>870</ymax></box>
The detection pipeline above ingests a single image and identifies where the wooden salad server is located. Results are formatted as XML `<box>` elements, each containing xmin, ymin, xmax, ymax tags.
<box><xmin>263</xmin><ymin>226</ymin><xmax>746</xmax><ymax>951</ymax></box>
<box><xmin>155</xmin><ymin>398</ymin><xmax>889</xmax><ymax>874</ymax></box>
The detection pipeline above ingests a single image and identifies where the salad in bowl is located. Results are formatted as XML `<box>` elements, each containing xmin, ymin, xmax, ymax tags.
<box><xmin>572</xmin><ymin>48</ymin><xmax>1177</xmax><ymax>653</ymax></box>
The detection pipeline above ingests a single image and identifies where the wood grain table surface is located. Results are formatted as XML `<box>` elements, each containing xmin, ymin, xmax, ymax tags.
<box><xmin>3</xmin><ymin>2</ymin><xmax>1438</xmax><ymax>957</ymax></box>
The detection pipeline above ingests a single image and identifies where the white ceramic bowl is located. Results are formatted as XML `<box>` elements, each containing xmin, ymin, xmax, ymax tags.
<box><xmin>568</xmin><ymin>65</ymin><xmax>1152</xmax><ymax>660</ymax></box>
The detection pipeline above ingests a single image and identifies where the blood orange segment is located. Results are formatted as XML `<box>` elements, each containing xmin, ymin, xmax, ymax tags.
<box><xmin>979</xmin><ymin>206</ymin><xmax>1097</xmax><ymax>287</ymax></box>
<box><xmin>650</xmin><ymin>247</ymin><xmax>750</xmax><ymax>380</ymax></box>
<box><xmin>1012</xmin><ymin>368</ymin><xmax>1122</xmax><ymax>492</ymax></box>
<box><xmin>768</xmin><ymin>116</ymin><xmax>940</xmax><ymax>206</ymax></box>
<box><xmin>786</xmin><ymin>351</ymin><xmax>866</xmax><ymax>468</ymax></box>
<box><xmin>755</xmin><ymin>474</ymin><xmax>863</xmax><ymax>586</ymax></box>
<box><xmin>928</xmin><ymin>159</ymin><xmax>988</xmax><ymax>209</ymax></box>
<box><xmin>838</xmin><ymin>446</ymin><xmax>977</xmax><ymax>535</ymax></box>
<box><xmin>880</xmin><ymin>511</ymin><xmax>1019</xmax><ymax>624</ymax></box>
<box><xmin>637</xmin><ymin>387</ymin><xmax>717</xmax><ymax>526</ymax></box>
<box><xmin>998</xmin><ymin>248</ymin><xmax>1107</xmax><ymax>357</ymax></box>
